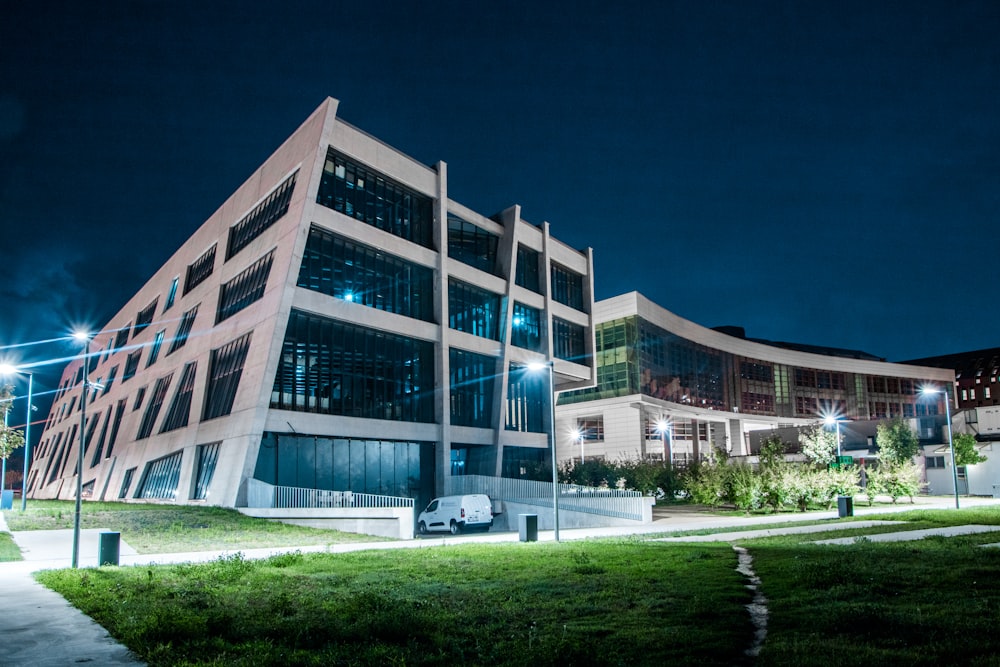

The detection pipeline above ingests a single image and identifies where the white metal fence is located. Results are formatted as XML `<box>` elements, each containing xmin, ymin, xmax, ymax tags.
<box><xmin>246</xmin><ymin>479</ymin><xmax>414</xmax><ymax>509</ymax></box>
<box><xmin>449</xmin><ymin>475</ymin><xmax>646</xmax><ymax>521</ymax></box>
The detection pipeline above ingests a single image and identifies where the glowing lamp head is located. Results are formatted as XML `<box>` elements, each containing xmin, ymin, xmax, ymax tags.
<box><xmin>0</xmin><ymin>363</ymin><xmax>18</xmax><ymax>376</ymax></box>
<box><xmin>72</xmin><ymin>330</ymin><xmax>91</xmax><ymax>342</ymax></box>
<box><xmin>656</xmin><ymin>419</ymin><xmax>669</xmax><ymax>434</ymax></box>
<box><xmin>527</xmin><ymin>361</ymin><xmax>547</xmax><ymax>372</ymax></box>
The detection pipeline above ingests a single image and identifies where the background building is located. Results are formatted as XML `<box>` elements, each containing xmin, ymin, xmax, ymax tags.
<box><xmin>26</xmin><ymin>98</ymin><xmax>596</xmax><ymax>511</ymax></box>
<box><xmin>556</xmin><ymin>292</ymin><xmax>954</xmax><ymax>465</ymax></box>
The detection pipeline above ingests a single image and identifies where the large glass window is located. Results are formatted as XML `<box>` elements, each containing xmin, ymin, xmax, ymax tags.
<box><xmin>551</xmin><ymin>263</ymin><xmax>585</xmax><ymax>311</ymax></box>
<box><xmin>122</xmin><ymin>350</ymin><xmax>141</xmax><ymax>382</ymax></box>
<box><xmin>515</xmin><ymin>244</ymin><xmax>541</xmax><ymax>293</ymax></box>
<box><xmin>167</xmin><ymin>304</ymin><xmax>199</xmax><ymax>355</ymax></box>
<box><xmin>227</xmin><ymin>171</ymin><xmax>298</xmax><ymax>261</ymax></box>
<box><xmin>160</xmin><ymin>361</ymin><xmax>198</xmax><ymax>433</ymax></box>
<box><xmin>271</xmin><ymin>311</ymin><xmax>434</xmax><ymax>422</ymax></box>
<box><xmin>118</xmin><ymin>467</ymin><xmax>135</xmax><ymax>499</ymax></box>
<box><xmin>192</xmin><ymin>442</ymin><xmax>221</xmax><ymax>500</ymax></box>
<box><xmin>164</xmin><ymin>277</ymin><xmax>179</xmax><ymax>312</ymax></box>
<box><xmin>133</xmin><ymin>298</ymin><xmax>158</xmax><ymax>338</ymax></box>
<box><xmin>135</xmin><ymin>451</ymin><xmax>183</xmax><ymax>500</ymax></box>
<box><xmin>511</xmin><ymin>302</ymin><xmax>543</xmax><ymax>351</ymax></box>
<box><xmin>89</xmin><ymin>407</ymin><xmax>112</xmax><ymax>468</ymax></box>
<box><xmin>560</xmin><ymin>317</ymin><xmax>638</xmax><ymax>404</ymax></box>
<box><xmin>185</xmin><ymin>244</ymin><xmax>216</xmax><ymax>295</ymax></box>
<box><xmin>254</xmin><ymin>433</ymin><xmax>433</xmax><ymax>502</ymax></box>
<box><xmin>316</xmin><ymin>148</ymin><xmax>433</xmax><ymax>248</ymax></box>
<box><xmin>553</xmin><ymin>317</ymin><xmax>586</xmax><ymax>362</ymax></box>
<box><xmin>106</xmin><ymin>399</ymin><xmax>127</xmax><ymax>458</ymax></box>
<box><xmin>203</xmin><ymin>332</ymin><xmax>253</xmax><ymax>421</ymax></box>
<box><xmin>146</xmin><ymin>329</ymin><xmax>165</xmax><ymax>367</ymax></box>
<box><xmin>506</xmin><ymin>364</ymin><xmax>546</xmax><ymax>433</ymax></box>
<box><xmin>112</xmin><ymin>325</ymin><xmax>131</xmax><ymax>353</ymax></box>
<box><xmin>449</xmin><ymin>348</ymin><xmax>496</xmax><ymax>428</ymax></box>
<box><xmin>447</xmin><ymin>214</ymin><xmax>499</xmax><ymax>275</ymax></box>
<box><xmin>298</xmin><ymin>225</ymin><xmax>433</xmax><ymax>322</ymax></box>
<box><xmin>216</xmin><ymin>250</ymin><xmax>274</xmax><ymax>324</ymax></box>
<box><xmin>448</xmin><ymin>278</ymin><xmax>502</xmax><ymax>340</ymax></box>
<box><xmin>136</xmin><ymin>373</ymin><xmax>173</xmax><ymax>439</ymax></box>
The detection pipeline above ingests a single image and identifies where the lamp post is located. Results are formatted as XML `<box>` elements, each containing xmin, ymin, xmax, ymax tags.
<box><xmin>823</xmin><ymin>415</ymin><xmax>843</xmax><ymax>458</ymax></box>
<box><xmin>574</xmin><ymin>428</ymin><xmax>585</xmax><ymax>464</ymax></box>
<box><xmin>528</xmin><ymin>360</ymin><xmax>560</xmax><ymax>542</ymax></box>
<box><xmin>656</xmin><ymin>419</ymin><xmax>673</xmax><ymax>465</ymax></box>
<box><xmin>922</xmin><ymin>385</ymin><xmax>959</xmax><ymax>509</ymax></box>
<box><xmin>71</xmin><ymin>331</ymin><xmax>92</xmax><ymax>568</ymax></box>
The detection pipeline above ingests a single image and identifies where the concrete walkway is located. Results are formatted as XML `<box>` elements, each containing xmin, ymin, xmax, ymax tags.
<box><xmin>2</xmin><ymin>495</ymin><xmax>1000</xmax><ymax>666</ymax></box>
<box><xmin>814</xmin><ymin>523</ymin><xmax>1000</xmax><ymax>545</ymax></box>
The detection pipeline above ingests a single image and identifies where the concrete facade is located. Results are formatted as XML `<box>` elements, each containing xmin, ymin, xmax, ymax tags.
<box><xmin>555</xmin><ymin>292</ymin><xmax>955</xmax><ymax>465</ymax></box>
<box><xmin>26</xmin><ymin>97</ymin><xmax>596</xmax><ymax>511</ymax></box>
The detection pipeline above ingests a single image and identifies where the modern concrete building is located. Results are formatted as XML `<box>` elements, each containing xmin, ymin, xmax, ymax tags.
<box><xmin>555</xmin><ymin>292</ymin><xmax>954</xmax><ymax>465</ymax></box>
<box><xmin>26</xmin><ymin>98</ymin><xmax>596</xmax><ymax>513</ymax></box>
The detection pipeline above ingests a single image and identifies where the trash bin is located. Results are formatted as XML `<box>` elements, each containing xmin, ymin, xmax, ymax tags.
<box><xmin>519</xmin><ymin>513</ymin><xmax>538</xmax><ymax>542</ymax></box>
<box><xmin>837</xmin><ymin>495</ymin><xmax>854</xmax><ymax>518</ymax></box>
<box><xmin>98</xmin><ymin>531</ymin><xmax>121</xmax><ymax>566</ymax></box>
<box><xmin>0</xmin><ymin>490</ymin><xmax>13</xmax><ymax>510</ymax></box>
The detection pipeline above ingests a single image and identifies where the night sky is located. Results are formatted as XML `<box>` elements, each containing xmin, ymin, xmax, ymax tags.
<box><xmin>2</xmin><ymin>1</ymin><xmax>999</xmax><ymax>431</ymax></box>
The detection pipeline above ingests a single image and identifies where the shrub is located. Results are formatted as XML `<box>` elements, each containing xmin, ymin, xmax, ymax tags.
<box><xmin>682</xmin><ymin>461</ymin><xmax>727</xmax><ymax>507</ymax></box>
<box><xmin>725</xmin><ymin>462</ymin><xmax>764</xmax><ymax>512</ymax></box>
<box><xmin>867</xmin><ymin>461</ymin><xmax>922</xmax><ymax>504</ymax></box>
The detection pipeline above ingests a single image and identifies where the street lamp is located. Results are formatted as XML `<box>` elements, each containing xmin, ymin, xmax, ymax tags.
<box><xmin>0</xmin><ymin>364</ymin><xmax>33</xmax><ymax>511</ymax></box>
<box><xmin>921</xmin><ymin>384</ymin><xmax>959</xmax><ymax>509</ymax></box>
<box><xmin>71</xmin><ymin>330</ymin><xmax>92</xmax><ymax>568</ymax></box>
<box><xmin>572</xmin><ymin>427</ymin><xmax>585</xmax><ymax>464</ymax></box>
<box><xmin>655</xmin><ymin>418</ymin><xmax>673</xmax><ymax>465</ymax></box>
<box><xmin>823</xmin><ymin>415</ymin><xmax>844</xmax><ymax>458</ymax></box>
<box><xmin>528</xmin><ymin>360</ymin><xmax>560</xmax><ymax>542</ymax></box>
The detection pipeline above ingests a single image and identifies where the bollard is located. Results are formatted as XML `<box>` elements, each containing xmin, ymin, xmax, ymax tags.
<box><xmin>98</xmin><ymin>531</ymin><xmax>121</xmax><ymax>566</ymax></box>
<box><xmin>518</xmin><ymin>513</ymin><xmax>538</xmax><ymax>542</ymax></box>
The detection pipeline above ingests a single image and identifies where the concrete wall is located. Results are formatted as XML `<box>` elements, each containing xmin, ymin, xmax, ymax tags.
<box><xmin>239</xmin><ymin>506</ymin><xmax>415</xmax><ymax>540</ymax></box>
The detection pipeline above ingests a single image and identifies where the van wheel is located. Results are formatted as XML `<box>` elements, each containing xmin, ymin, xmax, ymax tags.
<box><xmin>418</xmin><ymin>521</ymin><xmax>427</xmax><ymax>535</ymax></box>
<box><xmin>450</xmin><ymin>520</ymin><xmax>461</xmax><ymax>535</ymax></box>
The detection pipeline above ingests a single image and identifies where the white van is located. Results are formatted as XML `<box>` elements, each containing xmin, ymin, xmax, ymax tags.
<box><xmin>417</xmin><ymin>494</ymin><xmax>493</xmax><ymax>535</ymax></box>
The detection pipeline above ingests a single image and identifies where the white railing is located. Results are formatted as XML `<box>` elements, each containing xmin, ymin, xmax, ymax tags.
<box><xmin>449</xmin><ymin>475</ymin><xmax>646</xmax><ymax>521</ymax></box>
<box><xmin>246</xmin><ymin>479</ymin><xmax>414</xmax><ymax>509</ymax></box>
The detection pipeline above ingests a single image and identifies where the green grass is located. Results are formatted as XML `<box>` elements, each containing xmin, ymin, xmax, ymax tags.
<box><xmin>37</xmin><ymin>541</ymin><xmax>754</xmax><ymax>666</ymax></box>
<box><xmin>2</xmin><ymin>501</ymin><xmax>376</xmax><ymax>553</ymax></box>
<box><xmin>0</xmin><ymin>531</ymin><xmax>21</xmax><ymax>561</ymax></box>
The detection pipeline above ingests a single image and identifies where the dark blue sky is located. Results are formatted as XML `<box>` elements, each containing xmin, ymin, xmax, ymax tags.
<box><xmin>2</xmin><ymin>1</ymin><xmax>999</xmax><ymax>407</ymax></box>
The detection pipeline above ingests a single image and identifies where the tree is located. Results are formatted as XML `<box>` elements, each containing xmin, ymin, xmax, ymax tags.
<box><xmin>799</xmin><ymin>426</ymin><xmax>838</xmax><ymax>467</ymax></box>
<box><xmin>952</xmin><ymin>433</ymin><xmax>987</xmax><ymax>467</ymax></box>
<box><xmin>875</xmin><ymin>418</ymin><xmax>920</xmax><ymax>465</ymax></box>
<box><xmin>0</xmin><ymin>384</ymin><xmax>26</xmax><ymax>461</ymax></box>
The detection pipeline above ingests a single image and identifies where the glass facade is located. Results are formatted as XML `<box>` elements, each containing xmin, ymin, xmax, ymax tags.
<box><xmin>511</xmin><ymin>302</ymin><xmax>542</xmax><ymax>351</ymax></box>
<box><xmin>448</xmin><ymin>278</ymin><xmax>502</xmax><ymax>340</ymax></box>
<box><xmin>271</xmin><ymin>310</ymin><xmax>434</xmax><ymax>422</ymax></box>
<box><xmin>254</xmin><ymin>432</ymin><xmax>434</xmax><ymax>503</ymax></box>
<box><xmin>551</xmin><ymin>263</ymin><xmax>585</xmax><ymax>311</ymax></box>
<box><xmin>316</xmin><ymin>148</ymin><xmax>433</xmax><ymax>248</ymax></box>
<box><xmin>501</xmin><ymin>445</ymin><xmax>547</xmax><ymax>480</ymax></box>
<box><xmin>447</xmin><ymin>214</ymin><xmax>499</xmax><ymax>275</ymax></box>
<box><xmin>515</xmin><ymin>244</ymin><xmax>541</xmax><ymax>293</ymax></box>
<box><xmin>505</xmin><ymin>363</ymin><xmax>546</xmax><ymax>433</ymax></box>
<box><xmin>449</xmin><ymin>348</ymin><xmax>496</xmax><ymax>428</ymax></box>
<box><xmin>553</xmin><ymin>317</ymin><xmax>586</xmax><ymax>363</ymax></box>
<box><xmin>561</xmin><ymin>314</ymin><xmax>943</xmax><ymax>421</ymax></box>
<box><xmin>298</xmin><ymin>225</ymin><xmax>433</xmax><ymax>322</ymax></box>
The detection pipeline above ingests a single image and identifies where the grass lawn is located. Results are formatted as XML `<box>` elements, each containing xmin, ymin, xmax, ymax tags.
<box><xmin>0</xmin><ymin>531</ymin><xmax>21</xmax><ymax>561</ymax></box>
<box><xmin>2</xmin><ymin>501</ymin><xmax>377</xmax><ymax>553</ymax></box>
<box><xmin>743</xmin><ymin>506</ymin><xmax>1000</xmax><ymax>666</ymax></box>
<box><xmin>37</xmin><ymin>541</ymin><xmax>753</xmax><ymax>666</ymax></box>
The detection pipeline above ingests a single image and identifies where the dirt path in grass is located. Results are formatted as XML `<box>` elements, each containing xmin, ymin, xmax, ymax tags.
<box><xmin>733</xmin><ymin>546</ymin><xmax>768</xmax><ymax>659</ymax></box>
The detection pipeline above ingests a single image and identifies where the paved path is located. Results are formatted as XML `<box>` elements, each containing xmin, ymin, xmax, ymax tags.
<box><xmin>813</xmin><ymin>523</ymin><xmax>1000</xmax><ymax>545</ymax></box>
<box><xmin>3</xmin><ymin>495</ymin><xmax>1000</xmax><ymax>666</ymax></box>
<box><xmin>652</xmin><ymin>520</ymin><xmax>904</xmax><ymax>542</ymax></box>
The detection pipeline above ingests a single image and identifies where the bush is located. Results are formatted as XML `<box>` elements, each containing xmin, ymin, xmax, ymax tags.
<box><xmin>682</xmin><ymin>461</ymin><xmax>727</xmax><ymax>507</ymax></box>
<box><xmin>867</xmin><ymin>461</ymin><xmax>922</xmax><ymax>504</ymax></box>
<box><xmin>560</xmin><ymin>457</ymin><xmax>681</xmax><ymax>499</ymax></box>
<box><xmin>725</xmin><ymin>462</ymin><xmax>764</xmax><ymax>512</ymax></box>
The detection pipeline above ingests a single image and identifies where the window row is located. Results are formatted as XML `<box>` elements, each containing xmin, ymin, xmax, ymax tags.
<box><xmin>298</xmin><ymin>225</ymin><xmax>434</xmax><ymax>321</ymax></box>
<box><xmin>118</xmin><ymin>442</ymin><xmax>221</xmax><ymax>501</ymax></box>
<box><xmin>317</xmin><ymin>148</ymin><xmax>434</xmax><ymax>248</ymax></box>
<box><xmin>227</xmin><ymin>171</ymin><xmax>298</xmax><ymax>261</ymax></box>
